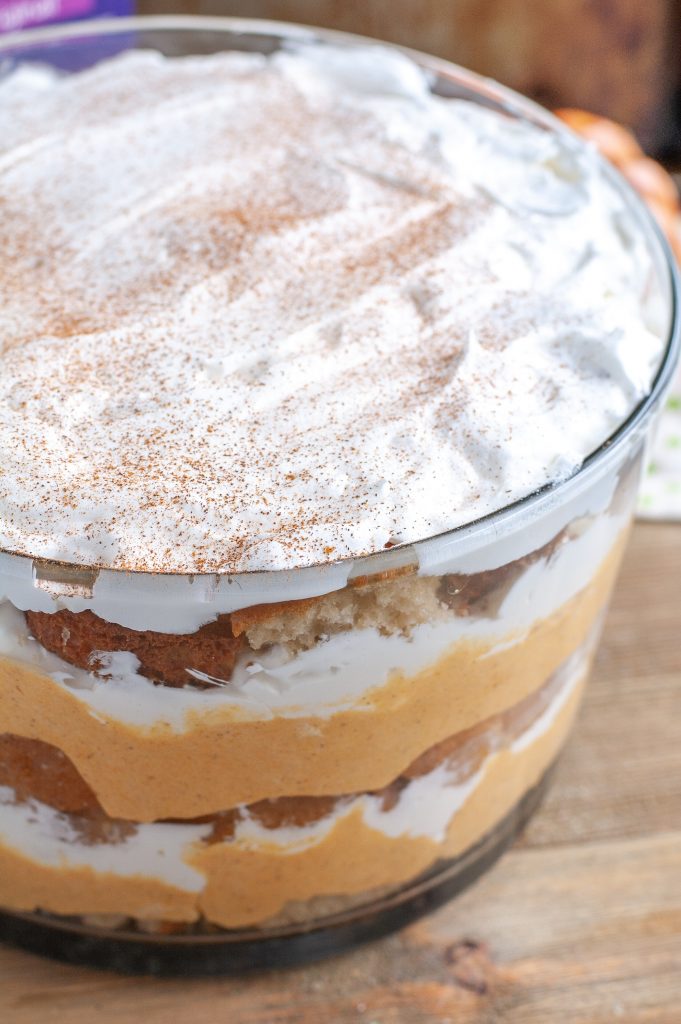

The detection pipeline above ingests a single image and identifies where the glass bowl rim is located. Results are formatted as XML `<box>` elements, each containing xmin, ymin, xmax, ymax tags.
<box><xmin>0</xmin><ymin>14</ymin><xmax>679</xmax><ymax>590</ymax></box>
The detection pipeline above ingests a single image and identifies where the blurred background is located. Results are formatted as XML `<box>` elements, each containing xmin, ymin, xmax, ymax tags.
<box><xmin>133</xmin><ymin>0</ymin><xmax>681</xmax><ymax>155</ymax></box>
<box><xmin>1</xmin><ymin>0</ymin><xmax>679</xmax><ymax>154</ymax></box>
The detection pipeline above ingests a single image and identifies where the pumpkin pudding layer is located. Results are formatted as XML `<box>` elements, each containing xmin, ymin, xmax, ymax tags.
<box><xmin>0</xmin><ymin>29</ymin><xmax>671</xmax><ymax>953</ymax></box>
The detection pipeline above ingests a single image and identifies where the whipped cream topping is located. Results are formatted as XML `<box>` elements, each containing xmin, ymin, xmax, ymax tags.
<box><xmin>0</xmin><ymin>42</ymin><xmax>667</xmax><ymax>574</ymax></box>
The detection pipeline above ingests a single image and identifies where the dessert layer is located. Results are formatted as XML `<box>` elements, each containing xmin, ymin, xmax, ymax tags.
<box><xmin>0</xmin><ymin>646</ymin><xmax>576</xmax><ymax>819</ymax></box>
<box><xmin>0</xmin><ymin>538</ymin><xmax>618</xmax><ymax>820</ymax></box>
<box><xmin>20</xmin><ymin>512</ymin><xmax>598</xmax><ymax>687</ymax></box>
<box><xmin>0</xmin><ymin>43</ymin><xmax>665</xmax><ymax>574</ymax></box>
<box><xmin>0</xmin><ymin>653</ymin><xmax>584</xmax><ymax>928</ymax></box>
<box><xmin>9</xmin><ymin>511</ymin><xmax>623</xmax><ymax>706</ymax></box>
<box><xmin>0</xmin><ymin>442</ymin><xmax>638</xmax><ymax>636</ymax></box>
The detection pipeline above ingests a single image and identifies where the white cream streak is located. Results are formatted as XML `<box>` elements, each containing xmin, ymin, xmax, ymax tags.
<box><xmin>0</xmin><ymin>786</ymin><xmax>210</xmax><ymax>891</ymax></box>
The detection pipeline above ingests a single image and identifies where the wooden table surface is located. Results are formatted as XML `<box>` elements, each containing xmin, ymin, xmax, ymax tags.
<box><xmin>1</xmin><ymin>521</ymin><xmax>680</xmax><ymax>1023</ymax></box>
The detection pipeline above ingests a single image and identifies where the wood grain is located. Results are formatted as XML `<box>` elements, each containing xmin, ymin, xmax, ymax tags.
<box><xmin>1</xmin><ymin>522</ymin><xmax>680</xmax><ymax>1023</ymax></box>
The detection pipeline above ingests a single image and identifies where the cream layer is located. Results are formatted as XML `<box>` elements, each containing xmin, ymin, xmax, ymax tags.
<box><xmin>0</xmin><ymin>655</ymin><xmax>585</xmax><ymax>929</ymax></box>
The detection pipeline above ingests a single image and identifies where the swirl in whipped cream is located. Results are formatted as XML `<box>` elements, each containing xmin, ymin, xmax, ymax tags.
<box><xmin>0</xmin><ymin>43</ymin><xmax>667</xmax><ymax>573</ymax></box>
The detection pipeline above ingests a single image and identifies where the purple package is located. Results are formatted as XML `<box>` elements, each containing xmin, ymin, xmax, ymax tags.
<box><xmin>0</xmin><ymin>0</ymin><xmax>133</xmax><ymax>34</ymax></box>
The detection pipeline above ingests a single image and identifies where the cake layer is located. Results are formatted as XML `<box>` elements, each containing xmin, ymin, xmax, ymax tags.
<box><xmin>24</xmin><ymin>608</ymin><xmax>241</xmax><ymax>688</ymax></box>
<box><xmin>2</xmin><ymin>513</ymin><xmax>624</xmax><ymax>727</ymax></box>
<box><xmin>20</xmin><ymin>509</ymin><xmax>596</xmax><ymax>690</ymax></box>
<box><xmin>0</xmin><ymin>536</ymin><xmax>617</xmax><ymax>820</ymax></box>
<box><xmin>0</xmin><ymin>653</ymin><xmax>585</xmax><ymax>928</ymax></box>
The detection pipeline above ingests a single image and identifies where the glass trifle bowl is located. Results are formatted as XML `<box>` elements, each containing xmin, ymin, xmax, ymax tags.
<box><xmin>0</xmin><ymin>16</ymin><xmax>678</xmax><ymax>975</ymax></box>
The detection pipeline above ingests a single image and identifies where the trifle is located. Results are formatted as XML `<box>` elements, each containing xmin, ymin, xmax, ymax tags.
<box><xmin>0</xmin><ymin>18</ymin><xmax>678</xmax><ymax>974</ymax></box>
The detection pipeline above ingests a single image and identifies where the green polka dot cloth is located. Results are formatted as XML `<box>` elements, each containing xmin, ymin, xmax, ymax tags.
<box><xmin>638</xmin><ymin>369</ymin><xmax>681</xmax><ymax>519</ymax></box>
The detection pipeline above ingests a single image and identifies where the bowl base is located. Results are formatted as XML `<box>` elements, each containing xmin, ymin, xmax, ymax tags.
<box><xmin>0</xmin><ymin>761</ymin><xmax>555</xmax><ymax>976</ymax></box>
